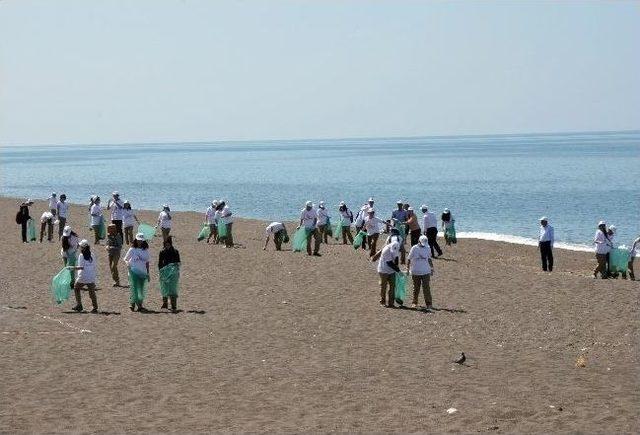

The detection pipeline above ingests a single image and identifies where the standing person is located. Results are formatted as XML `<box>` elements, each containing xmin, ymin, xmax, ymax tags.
<box><xmin>317</xmin><ymin>201</ymin><xmax>330</xmax><ymax>244</ymax></box>
<box><xmin>89</xmin><ymin>196</ymin><xmax>104</xmax><ymax>245</ymax></box>
<box><xmin>48</xmin><ymin>192</ymin><xmax>58</xmax><ymax>216</ymax></box>
<box><xmin>606</xmin><ymin>225</ymin><xmax>617</xmax><ymax>277</ymax></box>
<box><xmin>158</xmin><ymin>236</ymin><xmax>181</xmax><ymax>312</ymax></box>
<box><xmin>61</xmin><ymin>226</ymin><xmax>79</xmax><ymax>286</ymax></box>
<box><xmin>406</xmin><ymin>208</ymin><xmax>421</xmax><ymax>247</ymax></box>
<box><xmin>355</xmin><ymin>198</ymin><xmax>375</xmax><ymax>250</ymax></box>
<box><xmin>204</xmin><ymin>200</ymin><xmax>219</xmax><ymax>244</ymax></box>
<box><xmin>627</xmin><ymin>236</ymin><xmax>639</xmax><ymax>281</ymax></box>
<box><xmin>298</xmin><ymin>201</ymin><xmax>321</xmax><ymax>256</ymax></box>
<box><xmin>421</xmin><ymin>204</ymin><xmax>443</xmax><ymax>258</ymax></box>
<box><xmin>39</xmin><ymin>210</ymin><xmax>54</xmax><ymax>243</ymax></box>
<box><xmin>105</xmin><ymin>224</ymin><xmax>123</xmax><ymax>287</ymax></box>
<box><xmin>407</xmin><ymin>235</ymin><xmax>435</xmax><ymax>311</ymax></box>
<box><xmin>67</xmin><ymin>240</ymin><xmax>99</xmax><ymax>313</ymax></box>
<box><xmin>391</xmin><ymin>200</ymin><xmax>408</xmax><ymax>228</ymax></box>
<box><xmin>56</xmin><ymin>194</ymin><xmax>70</xmax><ymax>240</ymax></box>
<box><xmin>363</xmin><ymin>208</ymin><xmax>388</xmax><ymax>258</ymax></box>
<box><xmin>16</xmin><ymin>199</ymin><xmax>33</xmax><ymax>243</ymax></box>
<box><xmin>593</xmin><ymin>221</ymin><xmax>612</xmax><ymax>279</ymax></box>
<box><xmin>538</xmin><ymin>217</ymin><xmax>554</xmax><ymax>272</ymax></box>
<box><xmin>124</xmin><ymin>233</ymin><xmax>151</xmax><ymax>312</ymax></box>
<box><xmin>263</xmin><ymin>222</ymin><xmax>288</xmax><ymax>251</ymax></box>
<box><xmin>107</xmin><ymin>191</ymin><xmax>125</xmax><ymax>237</ymax></box>
<box><xmin>441</xmin><ymin>208</ymin><xmax>456</xmax><ymax>246</ymax></box>
<box><xmin>157</xmin><ymin>205</ymin><xmax>172</xmax><ymax>242</ymax></box>
<box><xmin>338</xmin><ymin>201</ymin><xmax>354</xmax><ymax>245</ymax></box>
<box><xmin>218</xmin><ymin>201</ymin><xmax>234</xmax><ymax>248</ymax></box>
<box><xmin>122</xmin><ymin>200</ymin><xmax>139</xmax><ymax>245</ymax></box>
<box><xmin>376</xmin><ymin>241</ymin><xmax>401</xmax><ymax>308</ymax></box>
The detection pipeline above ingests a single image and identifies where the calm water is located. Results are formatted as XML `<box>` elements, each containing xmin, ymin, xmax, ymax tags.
<box><xmin>2</xmin><ymin>131</ymin><xmax>639</xmax><ymax>248</ymax></box>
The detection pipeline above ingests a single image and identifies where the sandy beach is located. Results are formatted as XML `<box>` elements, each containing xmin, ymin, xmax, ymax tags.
<box><xmin>0</xmin><ymin>197</ymin><xmax>638</xmax><ymax>433</ymax></box>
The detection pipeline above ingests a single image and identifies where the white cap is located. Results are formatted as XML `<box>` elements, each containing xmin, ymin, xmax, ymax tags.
<box><xmin>419</xmin><ymin>235</ymin><xmax>428</xmax><ymax>246</ymax></box>
<box><xmin>124</xmin><ymin>199</ymin><xmax>130</xmax><ymax>204</ymax></box>
<box><xmin>598</xmin><ymin>220</ymin><xmax>606</xmax><ymax>226</ymax></box>
<box><xmin>162</xmin><ymin>204</ymin><xmax>169</xmax><ymax>209</ymax></box>
<box><xmin>407</xmin><ymin>207</ymin><xmax>414</xmax><ymax>211</ymax></box>
<box><xmin>339</xmin><ymin>201</ymin><xmax>345</xmax><ymax>206</ymax></box>
<box><xmin>444</xmin><ymin>208</ymin><xmax>450</xmax><ymax>213</ymax></box>
<box><xmin>609</xmin><ymin>225</ymin><xmax>616</xmax><ymax>232</ymax></box>
<box><xmin>26</xmin><ymin>198</ymin><xmax>33</xmax><ymax>204</ymax></box>
<box><xmin>367</xmin><ymin>208</ymin><xmax>375</xmax><ymax>213</ymax></box>
<box><xmin>319</xmin><ymin>201</ymin><xmax>325</xmax><ymax>207</ymax></box>
<box><xmin>62</xmin><ymin>226</ymin><xmax>72</xmax><ymax>237</ymax></box>
<box><xmin>112</xmin><ymin>191</ymin><xmax>119</xmax><ymax>196</ymax></box>
<box><xmin>135</xmin><ymin>232</ymin><xmax>145</xmax><ymax>241</ymax></box>
<box><xmin>396</xmin><ymin>200</ymin><xmax>403</xmax><ymax>204</ymax></box>
<box><xmin>368</xmin><ymin>197</ymin><xmax>374</xmax><ymax>202</ymax></box>
<box><xmin>421</xmin><ymin>204</ymin><xmax>428</xmax><ymax>211</ymax></box>
<box><xmin>79</xmin><ymin>239</ymin><xmax>89</xmax><ymax>248</ymax></box>
<box><xmin>51</xmin><ymin>192</ymin><xmax>56</xmax><ymax>196</ymax></box>
<box><xmin>305</xmin><ymin>201</ymin><xmax>313</xmax><ymax>207</ymax></box>
<box><xmin>539</xmin><ymin>216</ymin><xmax>548</xmax><ymax>222</ymax></box>
<box><xmin>389</xmin><ymin>241</ymin><xmax>400</xmax><ymax>253</ymax></box>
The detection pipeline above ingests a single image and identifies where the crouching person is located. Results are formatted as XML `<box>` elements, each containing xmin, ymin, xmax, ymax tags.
<box><xmin>158</xmin><ymin>236</ymin><xmax>181</xmax><ymax>312</ymax></box>
<box><xmin>264</xmin><ymin>222</ymin><xmax>288</xmax><ymax>251</ymax></box>
<box><xmin>67</xmin><ymin>239</ymin><xmax>99</xmax><ymax>313</ymax></box>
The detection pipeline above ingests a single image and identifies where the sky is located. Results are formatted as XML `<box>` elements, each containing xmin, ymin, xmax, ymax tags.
<box><xmin>1</xmin><ymin>0</ymin><xmax>639</xmax><ymax>146</ymax></box>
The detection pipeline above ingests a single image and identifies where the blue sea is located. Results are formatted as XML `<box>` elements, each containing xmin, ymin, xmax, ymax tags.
<box><xmin>2</xmin><ymin>131</ymin><xmax>639</xmax><ymax>250</ymax></box>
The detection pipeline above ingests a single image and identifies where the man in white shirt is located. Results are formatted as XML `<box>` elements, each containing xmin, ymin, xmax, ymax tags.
<box><xmin>264</xmin><ymin>222</ymin><xmax>288</xmax><ymax>251</ymax></box>
<box><xmin>421</xmin><ymin>204</ymin><xmax>443</xmax><ymax>257</ymax></box>
<box><xmin>48</xmin><ymin>192</ymin><xmax>58</xmax><ymax>216</ymax></box>
<box><xmin>316</xmin><ymin>201</ymin><xmax>330</xmax><ymax>244</ymax></box>
<box><xmin>40</xmin><ymin>211</ymin><xmax>54</xmax><ymax>242</ymax></box>
<box><xmin>363</xmin><ymin>208</ymin><xmax>389</xmax><ymax>258</ymax></box>
<box><xmin>204</xmin><ymin>200</ymin><xmax>219</xmax><ymax>244</ymax></box>
<box><xmin>538</xmin><ymin>216</ymin><xmax>554</xmax><ymax>272</ymax></box>
<box><xmin>338</xmin><ymin>201</ymin><xmax>354</xmax><ymax>245</ymax></box>
<box><xmin>107</xmin><ymin>191</ymin><xmax>125</xmax><ymax>237</ymax></box>
<box><xmin>627</xmin><ymin>236</ymin><xmax>639</xmax><ymax>281</ymax></box>
<box><xmin>376</xmin><ymin>241</ymin><xmax>401</xmax><ymax>308</ymax></box>
<box><xmin>56</xmin><ymin>194</ymin><xmax>70</xmax><ymax>240</ymax></box>
<box><xmin>157</xmin><ymin>205</ymin><xmax>172</xmax><ymax>242</ymax></box>
<box><xmin>407</xmin><ymin>235</ymin><xmax>435</xmax><ymax>310</ymax></box>
<box><xmin>298</xmin><ymin>201</ymin><xmax>321</xmax><ymax>256</ymax></box>
<box><xmin>593</xmin><ymin>221</ymin><xmax>612</xmax><ymax>279</ymax></box>
<box><xmin>355</xmin><ymin>198</ymin><xmax>375</xmax><ymax>250</ymax></box>
<box><xmin>219</xmin><ymin>201</ymin><xmax>234</xmax><ymax>248</ymax></box>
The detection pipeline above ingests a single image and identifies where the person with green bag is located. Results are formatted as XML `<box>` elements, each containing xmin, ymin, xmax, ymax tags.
<box><xmin>441</xmin><ymin>208</ymin><xmax>457</xmax><ymax>245</ymax></box>
<box><xmin>51</xmin><ymin>267</ymin><xmax>73</xmax><ymax>305</ymax></box>
<box><xmin>337</xmin><ymin>202</ymin><xmax>354</xmax><ymax>244</ymax></box>
<box><xmin>374</xmin><ymin>241</ymin><xmax>401</xmax><ymax>308</ymax></box>
<box><xmin>89</xmin><ymin>195</ymin><xmax>105</xmax><ymax>245</ymax></box>
<box><xmin>316</xmin><ymin>201</ymin><xmax>331</xmax><ymax>244</ymax></box>
<box><xmin>407</xmin><ymin>235</ymin><xmax>435</xmax><ymax>311</ymax></box>
<box><xmin>124</xmin><ymin>232</ymin><xmax>151</xmax><ymax>312</ymax></box>
<box><xmin>16</xmin><ymin>198</ymin><xmax>33</xmax><ymax>243</ymax></box>
<box><xmin>264</xmin><ymin>222</ymin><xmax>288</xmax><ymax>251</ymax></box>
<box><xmin>158</xmin><ymin>236</ymin><xmax>181</xmax><ymax>312</ymax></box>
<box><xmin>66</xmin><ymin>240</ymin><xmax>99</xmax><ymax>313</ymax></box>
<box><xmin>298</xmin><ymin>201</ymin><xmax>321</xmax><ymax>256</ymax></box>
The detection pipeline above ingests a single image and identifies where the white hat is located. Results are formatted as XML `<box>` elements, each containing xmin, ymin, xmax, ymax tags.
<box><xmin>444</xmin><ymin>208</ymin><xmax>450</xmax><ymax>213</ymax></box>
<box><xmin>368</xmin><ymin>197</ymin><xmax>374</xmax><ymax>202</ymax></box>
<box><xmin>112</xmin><ymin>191</ymin><xmax>119</xmax><ymax>196</ymax></box>
<box><xmin>124</xmin><ymin>199</ymin><xmax>130</xmax><ymax>204</ymax></box>
<box><xmin>79</xmin><ymin>239</ymin><xmax>89</xmax><ymax>248</ymax></box>
<box><xmin>135</xmin><ymin>232</ymin><xmax>145</xmax><ymax>241</ymax></box>
<box><xmin>162</xmin><ymin>204</ymin><xmax>169</xmax><ymax>209</ymax></box>
<box><xmin>419</xmin><ymin>235</ymin><xmax>428</xmax><ymax>246</ymax></box>
<box><xmin>339</xmin><ymin>201</ymin><xmax>345</xmax><ymax>206</ymax></box>
<box><xmin>407</xmin><ymin>207</ymin><xmax>414</xmax><ymax>211</ymax></box>
<box><xmin>396</xmin><ymin>200</ymin><xmax>403</xmax><ymax>204</ymax></box>
<box><xmin>367</xmin><ymin>208</ymin><xmax>375</xmax><ymax>213</ymax></box>
<box><xmin>26</xmin><ymin>198</ymin><xmax>33</xmax><ymax>204</ymax></box>
<box><xmin>598</xmin><ymin>220</ymin><xmax>606</xmax><ymax>226</ymax></box>
<box><xmin>51</xmin><ymin>192</ymin><xmax>56</xmax><ymax>196</ymax></box>
<box><xmin>608</xmin><ymin>225</ymin><xmax>616</xmax><ymax>233</ymax></box>
<box><xmin>539</xmin><ymin>216</ymin><xmax>548</xmax><ymax>222</ymax></box>
<box><xmin>62</xmin><ymin>226</ymin><xmax>72</xmax><ymax>237</ymax></box>
<box><xmin>319</xmin><ymin>201</ymin><xmax>325</xmax><ymax>207</ymax></box>
<box><xmin>305</xmin><ymin>201</ymin><xmax>313</xmax><ymax>207</ymax></box>
<box><xmin>389</xmin><ymin>241</ymin><xmax>400</xmax><ymax>253</ymax></box>
<box><xmin>421</xmin><ymin>204</ymin><xmax>428</xmax><ymax>211</ymax></box>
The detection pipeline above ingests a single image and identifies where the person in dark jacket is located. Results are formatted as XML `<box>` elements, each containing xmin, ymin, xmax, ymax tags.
<box><xmin>16</xmin><ymin>199</ymin><xmax>33</xmax><ymax>243</ymax></box>
<box><xmin>158</xmin><ymin>236</ymin><xmax>181</xmax><ymax>311</ymax></box>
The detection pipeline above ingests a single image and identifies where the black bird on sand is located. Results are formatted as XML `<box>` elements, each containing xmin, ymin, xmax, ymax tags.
<box><xmin>453</xmin><ymin>352</ymin><xmax>466</xmax><ymax>365</ymax></box>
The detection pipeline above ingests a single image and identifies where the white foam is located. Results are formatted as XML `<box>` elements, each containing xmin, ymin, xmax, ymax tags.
<box><xmin>456</xmin><ymin>232</ymin><xmax>593</xmax><ymax>253</ymax></box>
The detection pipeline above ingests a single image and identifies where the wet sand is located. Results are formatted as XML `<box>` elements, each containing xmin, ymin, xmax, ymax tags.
<box><xmin>0</xmin><ymin>197</ymin><xmax>638</xmax><ymax>433</ymax></box>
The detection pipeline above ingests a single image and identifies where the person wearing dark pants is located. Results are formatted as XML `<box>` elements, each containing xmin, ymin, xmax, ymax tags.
<box><xmin>421</xmin><ymin>205</ymin><xmax>442</xmax><ymax>258</ymax></box>
<box><xmin>158</xmin><ymin>236</ymin><xmax>181</xmax><ymax>311</ymax></box>
<box><xmin>538</xmin><ymin>216</ymin><xmax>554</xmax><ymax>272</ymax></box>
<box><xmin>338</xmin><ymin>202</ymin><xmax>354</xmax><ymax>245</ymax></box>
<box><xmin>107</xmin><ymin>191</ymin><xmax>125</xmax><ymax>238</ymax></box>
<box><xmin>39</xmin><ymin>211</ymin><xmax>54</xmax><ymax>243</ymax></box>
<box><xmin>593</xmin><ymin>221</ymin><xmax>612</xmax><ymax>279</ymax></box>
<box><xmin>16</xmin><ymin>199</ymin><xmax>33</xmax><ymax>243</ymax></box>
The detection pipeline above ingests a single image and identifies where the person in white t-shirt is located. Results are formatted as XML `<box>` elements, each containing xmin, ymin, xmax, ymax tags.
<box><xmin>122</xmin><ymin>200</ymin><xmax>139</xmax><ymax>245</ymax></box>
<box><xmin>66</xmin><ymin>239</ymin><xmax>99</xmax><ymax>313</ymax></box>
<box><xmin>107</xmin><ymin>191</ymin><xmax>125</xmax><ymax>237</ymax></box>
<box><xmin>627</xmin><ymin>236</ymin><xmax>639</xmax><ymax>281</ymax></box>
<box><xmin>56</xmin><ymin>194</ymin><xmax>70</xmax><ymax>240</ymax></box>
<box><xmin>204</xmin><ymin>200</ymin><xmax>219</xmax><ymax>244</ymax></box>
<box><xmin>421</xmin><ymin>204</ymin><xmax>443</xmax><ymax>257</ymax></box>
<box><xmin>316</xmin><ymin>201</ymin><xmax>331</xmax><ymax>244</ymax></box>
<box><xmin>354</xmin><ymin>198</ymin><xmax>375</xmax><ymax>250</ymax></box>
<box><xmin>264</xmin><ymin>222</ymin><xmax>288</xmax><ymax>251</ymax></box>
<box><xmin>298</xmin><ymin>201</ymin><xmax>321</xmax><ymax>256</ymax></box>
<box><xmin>217</xmin><ymin>201</ymin><xmax>234</xmax><ymax>248</ymax></box>
<box><xmin>363</xmin><ymin>208</ymin><xmax>389</xmax><ymax>258</ymax></box>
<box><xmin>39</xmin><ymin>211</ymin><xmax>54</xmax><ymax>243</ymax></box>
<box><xmin>48</xmin><ymin>192</ymin><xmax>58</xmax><ymax>216</ymax></box>
<box><xmin>124</xmin><ymin>233</ymin><xmax>151</xmax><ymax>312</ymax></box>
<box><xmin>89</xmin><ymin>196</ymin><xmax>104</xmax><ymax>245</ymax></box>
<box><xmin>337</xmin><ymin>201</ymin><xmax>354</xmax><ymax>245</ymax></box>
<box><xmin>156</xmin><ymin>204</ymin><xmax>172</xmax><ymax>242</ymax></box>
<box><xmin>375</xmin><ymin>241</ymin><xmax>401</xmax><ymax>308</ymax></box>
<box><xmin>593</xmin><ymin>221</ymin><xmax>612</xmax><ymax>279</ymax></box>
<box><xmin>407</xmin><ymin>235</ymin><xmax>435</xmax><ymax>311</ymax></box>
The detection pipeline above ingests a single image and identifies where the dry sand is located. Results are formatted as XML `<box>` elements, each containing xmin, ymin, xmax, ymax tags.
<box><xmin>0</xmin><ymin>197</ymin><xmax>638</xmax><ymax>433</ymax></box>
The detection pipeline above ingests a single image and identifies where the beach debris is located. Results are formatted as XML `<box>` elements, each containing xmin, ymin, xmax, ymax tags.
<box><xmin>446</xmin><ymin>407</ymin><xmax>458</xmax><ymax>414</ymax></box>
<box><xmin>575</xmin><ymin>355</ymin><xmax>587</xmax><ymax>367</ymax></box>
<box><xmin>453</xmin><ymin>352</ymin><xmax>466</xmax><ymax>365</ymax></box>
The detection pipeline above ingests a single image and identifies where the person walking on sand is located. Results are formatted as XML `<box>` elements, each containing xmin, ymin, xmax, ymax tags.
<box><xmin>89</xmin><ymin>196</ymin><xmax>104</xmax><ymax>244</ymax></box>
<box><xmin>56</xmin><ymin>194</ymin><xmax>70</xmax><ymax>240</ymax></box>
<box><xmin>60</xmin><ymin>226</ymin><xmax>79</xmax><ymax>286</ymax></box>
<box><xmin>538</xmin><ymin>217</ymin><xmax>554</xmax><ymax>272</ymax></box>
<box><xmin>441</xmin><ymin>208</ymin><xmax>456</xmax><ymax>246</ymax></box>
<box><xmin>407</xmin><ymin>235</ymin><xmax>435</xmax><ymax>311</ymax></box>
<box><xmin>593</xmin><ymin>221</ymin><xmax>612</xmax><ymax>279</ymax></box>
<box><xmin>67</xmin><ymin>239</ymin><xmax>99</xmax><ymax>313</ymax></box>
<box><xmin>105</xmin><ymin>224</ymin><xmax>123</xmax><ymax>287</ymax></box>
<box><xmin>376</xmin><ymin>241</ymin><xmax>401</xmax><ymax>308</ymax></box>
<box><xmin>39</xmin><ymin>210</ymin><xmax>54</xmax><ymax>243</ymax></box>
<box><xmin>122</xmin><ymin>200</ymin><xmax>139</xmax><ymax>245</ymax></box>
<box><xmin>421</xmin><ymin>204</ymin><xmax>443</xmax><ymax>258</ymax></box>
<box><xmin>218</xmin><ymin>200</ymin><xmax>234</xmax><ymax>248</ymax></box>
<box><xmin>317</xmin><ymin>201</ymin><xmax>330</xmax><ymax>244</ymax></box>
<box><xmin>298</xmin><ymin>201</ymin><xmax>321</xmax><ymax>256</ymax></box>
<box><xmin>107</xmin><ymin>191</ymin><xmax>125</xmax><ymax>237</ymax></box>
<box><xmin>16</xmin><ymin>199</ymin><xmax>33</xmax><ymax>243</ymax></box>
<box><xmin>606</xmin><ymin>225</ymin><xmax>617</xmax><ymax>277</ymax></box>
<box><xmin>157</xmin><ymin>204</ymin><xmax>172</xmax><ymax>242</ymax></box>
<box><xmin>355</xmin><ymin>198</ymin><xmax>375</xmax><ymax>250</ymax></box>
<box><xmin>627</xmin><ymin>236</ymin><xmax>639</xmax><ymax>281</ymax></box>
<box><xmin>48</xmin><ymin>192</ymin><xmax>58</xmax><ymax>216</ymax></box>
<box><xmin>338</xmin><ymin>201</ymin><xmax>354</xmax><ymax>245</ymax></box>
<box><xmin>406</xmin><ymin>207</ymin><xmax>421</xmax><ymax>247</ymax></box>
<box><xmin>158</xmin><ymin>236</ymin><xmax>181</xmax><ymax>312</ymax></box>
<box><xmin>363</xmin><ymin>208</ymin><xmax>389</xmax><ymax>258</ymax></box>
<box><xmin>204</xmin><ymin>200</ymin><xmax>219</xmax><ymax>244</ymax></box>
<box><xmin>124</xmin><ymin>233</ymin><xmax>151</xmax><ymax>312</ymax></box>
<box><xmin>264</xmin><ymin>222</ymin><xmax>288</xmax><ymax>251</ymax></box>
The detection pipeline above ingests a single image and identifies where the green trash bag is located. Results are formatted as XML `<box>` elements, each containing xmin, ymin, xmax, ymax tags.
<box><xmin>137</xmin><ymin>223</ymin><xmax>156</xmax><ymax>241</ymax></box>
<box><xmin>51</xmin><ymin>267</ymin><xmax>72</xmax><ymax>304</ymax></box>
<box><xmin>445</xmin><ymin>222</ymin><xmax>457</xmax><ymax>244</ymax></box>
<box><xmin>218</xmin><ymin>222</ymin><xmax>228</xmax><ymax>239</ymax></box>
<box><xmin>609</xmin><ymin>248</ymin><xmax>629</xmax><ymax>274</ymax></box>
<box><xmin>97</xmin><ymin>219</ymin><xmax>107</xmax><ymax>240</ymax></box>
<box><xmin>394</xmin><ymin>272</ymin><xmax>407</xmax><ymax>305</ymax></box>
<box><xmin>197</xmin><ymin>224</ymin><xmax>211</xmax><ymax>241</ymax></box>
<box><xmin>27</xmin><ymin>218</ymin><xmax>36</xmax><ymax>242</ymax></box>
<box><xmin>128</xmin><ymin>268</ymin><xmax>149</xmax><ymax>304</ymax></box>
<box><xmin>333</xmin><ymin>219</ymin><xmax>343</xmax><ymax>240</ymax></box>
<box><xmin>398</xmin><ymin>223</ymin><xmax>407</xmax><ymax>242</ymax></box>
<box><xmin>353</xmin><ymin>230</ymin><xmax>367</xmax><ymax>249</ymax></box>
<box><xmin>292</xmin><ymin>228</ymin><xmax>310</xmax><ymax>252</ymax></box>
<box><xmin>159</xmin><ymin>263</ymin><xmax>180</xmax><ymax>297</ymax></box>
